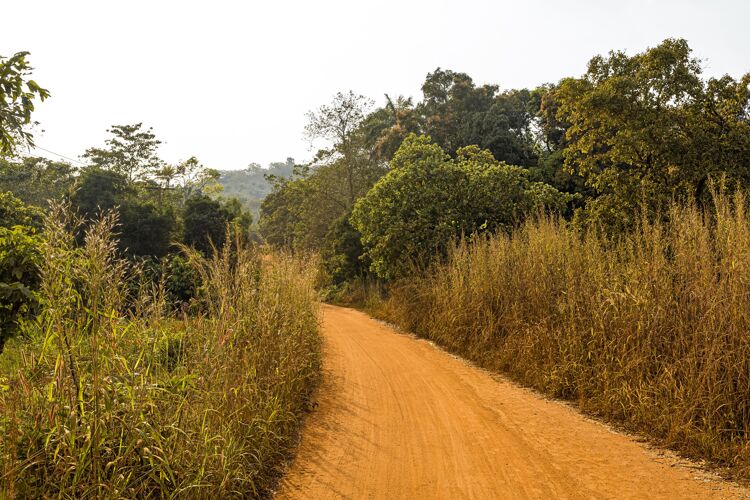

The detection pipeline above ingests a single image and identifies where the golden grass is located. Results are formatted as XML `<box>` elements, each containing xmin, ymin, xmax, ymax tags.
<box><xmin>373</xmin><ymin>191</ymin><xmax>750</xmax><ymax>476</ymax></box>
<box><xmin>0</xmin><ymin>204</ymin><xmax>320</xmax><ymax>498</ymax></box>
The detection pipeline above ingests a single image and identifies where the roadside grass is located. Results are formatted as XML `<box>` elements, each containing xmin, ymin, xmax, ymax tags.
<box><xmin>369</xmin><ymin>191</ymin><xmax>750</xmax><ymax>478</ymax></box>
<box><xmin>0</xmin><ymin>204</ymin><xmax>320</xmax><ymax>498</ymax></box>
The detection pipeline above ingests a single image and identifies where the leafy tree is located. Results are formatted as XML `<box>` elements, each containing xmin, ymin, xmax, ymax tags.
<box><xmin>0</xmin><ymin>225</ymin><xmax>41</xmax><ymax>351</ymax></box>
<box><xmin>0</xmin><ymin>52</ymin><xmax>49</xmax><ymax>156</ymax></box>
<box><xmin>259</xmin><ymin>176</ymin><xmax>302</xmax><ymax>248</ymax></box>
<box><xmin>351</xmin><ymin>135</ymin><xmax>570</xmax><ymax>279</ymax></box>
<box><xmin>360</xmin><ymin>95</ymin><xmax>421</xmax><ymax>162</ymax></box>
<box><xmin>82</xmin><ymin>123</ymin><xmax>163</xmax><ymax>183</ymax></box>
<box><xmin>118</xmin><ymin>203</ymin><xmax>175</xmax><ymax>258</ymax></box>
<box><xmin>554</xmin><ymin>38</ymin><xmax>750</xmax><ymax>232</ymax></box>
<box><xmin>71</xmin><ymin>167</ymin><xmax>175</xmax><ymax>257</ymax></box>
<box><xmin>321</xmin><ymin>212</ymin><xmax>369</xmax><ymax>286</ymax></box>
<box><xmin>182</xmin><ymin>194</ymin><xmax>236</xmax><ymax>255</ymax></box>
<box><xmin>0</xmin><ymin>190</ymin><xmax>44</xmax><ymax>229</ymax></box>
<box><xmin>0</xmin><ymin>156</ymin><xmax>75</xmax><ymax>207</ymax></box>
<box><xmin>415</xmin><ymin>69</ymin><xmax>537</xmax><ymax>166</ymax></box>
<box><xmin>305</xmin><ymin>91</ymin><xmax>377</xmax><ymax>206</ymax></box>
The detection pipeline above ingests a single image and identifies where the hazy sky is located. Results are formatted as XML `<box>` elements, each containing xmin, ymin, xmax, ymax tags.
<box><xmin>3</xmin><ymin>0</ymin><xmax>749</xmax><ymax>170</ymax></box>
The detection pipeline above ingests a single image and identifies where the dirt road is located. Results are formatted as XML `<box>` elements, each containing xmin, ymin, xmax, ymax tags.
<box><xmin>277</xmin><ymin>305</ymin><xmax>747</xmax><ymax>499</ymax></box>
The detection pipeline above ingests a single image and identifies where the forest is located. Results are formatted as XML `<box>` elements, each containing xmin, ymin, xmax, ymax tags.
<box><xmin>2</xmin><ymin>36</ymin><xmax>750</xmax><ymax>496</ymax></box>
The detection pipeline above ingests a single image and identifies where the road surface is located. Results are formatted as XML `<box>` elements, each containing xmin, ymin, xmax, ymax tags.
<box><xmin>277</xmin><ymin>305</ymin><xmax>747</xmax><ymax>499</ymax></box>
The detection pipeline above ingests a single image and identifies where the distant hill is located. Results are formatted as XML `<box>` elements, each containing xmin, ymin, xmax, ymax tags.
<box><xmin>217</xmin><ymin>158</ymin><xmax>295</xmax><ymax>219</ymax></box>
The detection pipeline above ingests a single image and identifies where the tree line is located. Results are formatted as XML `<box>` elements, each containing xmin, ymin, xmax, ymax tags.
<box><xmin>259</xmin><ymin>38</ymin><xmax>750</xmax><ymax>290</ymax></box>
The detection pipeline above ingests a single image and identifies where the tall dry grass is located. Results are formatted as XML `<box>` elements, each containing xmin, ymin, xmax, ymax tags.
<box><xmin>0</xmin><ymin>204</ymin><xmax>320</xmax><ymax>498</ymax></box>
<box><xmin>376</xmin><ymin>191</ymin><xmax>750</xmax><ymax>475</ymax></box>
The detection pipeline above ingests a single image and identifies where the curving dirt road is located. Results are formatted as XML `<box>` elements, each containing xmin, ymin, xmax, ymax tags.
<box><xmin>277</xmin><ymin>305</ymin><xmax>748</xmax><ymax>499</ymax></box>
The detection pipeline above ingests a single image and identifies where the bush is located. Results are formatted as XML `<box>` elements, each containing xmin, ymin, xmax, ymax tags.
<box><xmin>0</xmin><ymin>225</ymin><xmax>41</xmax><ymax>350</ymax></box>
<box><xmin>351</xmin><ymin>135</ymin><xmax>571</xmax><ymax>279</ymax></box>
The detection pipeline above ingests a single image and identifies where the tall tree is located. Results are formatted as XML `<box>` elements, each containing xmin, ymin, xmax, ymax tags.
<box><xmin>305</xmin><ymin>91</ymin><xmax>375</xmax><ymax>206</ymax></box>
<box><xmin>554</xmin><ymin>38</ymin><xmax>750</xmax><ymax>232</ymax></box>
<box><xmin>0</xmin><ymin>52</ymin><xmax>49</xmax><ymax>157</ymax></box>
<box><xmin>82</xmin><ymin>123</ymin><xmax>163</xmax><ymax>183</ymax></box>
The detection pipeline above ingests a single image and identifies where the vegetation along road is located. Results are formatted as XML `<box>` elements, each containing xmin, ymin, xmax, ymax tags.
<box><xmin>277</xmin><ymin>305</ymin><xmax>749</xmax><ymax>499</ymax></box>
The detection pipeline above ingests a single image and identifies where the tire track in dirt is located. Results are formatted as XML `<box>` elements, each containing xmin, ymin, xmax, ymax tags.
<box><xmin>277</xmin><ymin>305</ymin><xmax>748</xmax><ymax>499</ymax></box>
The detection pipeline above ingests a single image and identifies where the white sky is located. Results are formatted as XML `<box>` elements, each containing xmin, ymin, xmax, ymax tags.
<box><xmin>3</xmin><ymin>0</ymin><xmax>749</xmax><ymax>170</ymax></box>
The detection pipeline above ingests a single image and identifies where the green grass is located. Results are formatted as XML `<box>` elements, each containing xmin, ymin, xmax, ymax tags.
<box><xmin>0</xmin><ymin>204</ymin><xmax>320</xmax><ymax>498</ymax></box>
<box><xmin>370</xmin><ymin>190</ymin><xmax>750</xmax><ymax>478</ymax></box>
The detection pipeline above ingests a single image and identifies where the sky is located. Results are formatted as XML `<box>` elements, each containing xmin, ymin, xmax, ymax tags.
<box><xmin>3</xmin><ymin>0</ymin><xmax>749</xmax><ymax>170</ymax></box>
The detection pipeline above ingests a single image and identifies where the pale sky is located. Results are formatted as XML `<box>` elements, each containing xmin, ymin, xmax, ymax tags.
<box><xmin>3</xmin><ymin>0</ymin><xmax>749</xmax><ymax>170</ymax></box>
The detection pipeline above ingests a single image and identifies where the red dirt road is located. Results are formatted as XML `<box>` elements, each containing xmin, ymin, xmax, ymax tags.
<box><xmin>277</xmin><ymin>305</ymin><xmax>748</xmax><ymax>499</ymax></box>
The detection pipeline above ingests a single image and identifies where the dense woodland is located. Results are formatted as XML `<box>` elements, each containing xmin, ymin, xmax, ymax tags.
<box><xmin>1</xmin><ymin>37</ymin><xmax>750</xmax><ymax>495</ymax></box>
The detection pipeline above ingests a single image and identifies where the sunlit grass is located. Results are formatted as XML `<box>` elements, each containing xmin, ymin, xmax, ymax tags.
<box><xmin>372</xmin><ymin>190</ymin><xmax>750</xmax><ymax>476</ymax></box>
<box><xmin>0</xmin><ymin>204</ymin><xmax>320</xmax><ymax>498</ymax></box>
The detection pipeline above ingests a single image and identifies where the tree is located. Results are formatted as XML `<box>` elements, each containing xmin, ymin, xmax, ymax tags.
<box><xmin>360</xmin><ymin>94</ymin><xmax>421</xmax><ymax>161</ymax></box>
<box><xmin>351</xmin><ymin>135</ymin><xmax>570</xmax><ymax>279</ymax></box>
<box><xmin>416</xmin><ymin>69</ymin><xmax>537</xmax><ymax>166</ymax></box>
<box><xmin>554</xmin><ymin>38</ymin><xmax>750</xmax><ymax>232</ymax></box>
<box><xmin>71</xmin><ymin>167</ymin><xmax>175</xmax><ymax>257</ymax></box>
<box><xmin>182</xmin><ymin>195</ymin><xmax>233</xmax><ymax>255</ymax></box>
<box><xmin>0</xmin><ymin>52</ymin><xmax>49</xmax><ymax>157</ymax></box>
<box><xmin>321</xmin><ymin>212</ymin><xmax>370</xmax><ymax>286</ymax></box>
<box><xmin>82</xmin><ymin>123</ymin><xmax>163</xmax><ymax>183</ymax></box>
<box><xmin>0</xmin><ymin>156</ymin><xmax>75</xmax><ymax>207</ymax></box>
<box><xmin>0</xmin><ymin>190</ymin><xmax>44</xmax><ymax>229</ymax></box>
<box><xmin>305</xmin><ymin>91</ymin><xmax>376</xmax><ymax>206</ymax></box>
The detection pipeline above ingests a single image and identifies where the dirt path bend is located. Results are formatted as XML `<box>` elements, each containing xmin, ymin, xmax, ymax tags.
<box><xmin>277</xmin><ymin>305</ymin><xmax>748</xmax><ymax>500</ymax></box>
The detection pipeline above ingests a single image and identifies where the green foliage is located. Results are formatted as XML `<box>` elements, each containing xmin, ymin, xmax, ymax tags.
<box><xmin>0</xmin><ymin>192</ymin><xmax>43</xmax><ymax>349</ymax></box>
<box><xmin>321</xmin><ymin>212</ymin><xmax>369</xmax><ymax>286</ymax></box>
<box><xmin>71</xmin><ymin>167</ymin><xmax>176</xmax><ymax>258</ymax></box>
<box><xmin>555</xmin><ymin>38</ymin><xmax>750</xmax><ymax>233</ymax></box>
<box><xmin>118</xmin><ymin>202</ymin><xmax>175</xmax><ymax>258</ymax></box>
<box><xmin>0</xmin><ymin>190</ymin><xmax>43</xmax><ymax>229</ymax></box>
<box><xmin>0</xmin><ymin>225</ymin><xmax>41</xmax><ymax>349</ymax></box>
<box><xmin>260</xmin><ymin>92</ymin><xmax>387</xmax><ymax>273</ymax></box>
<box><xmin>82</xmin><ymin>123</ymin><xmax>163</xmax><ymax>183</ymax></box>
<box><xmin>162</xmin><ymin>254</ymin><xmax>200</xmax><ymax>305</ymax></box>
<box><xmin>0</xmin><ymin>52</ymin><xmax>49</xmax><ymax>157</ymax></box>
<box><xmin>0</xmin><ymin>206</ymin><xmax>320</xmax><ymax>497</ymax></box>
<box><xmin>401</xmin><ymin>69</ymin><xmax>538</xmax><ymax>165</ymax></box>
<box><xmin>181</xmin><ymin>194</ymin><xmax>251</xmax><ymax>254</ymax></box>
<box><xmin>351</xmin><ymin>135</ymin><xmax>571</xmax><ymax>279</ymax></box>
<box><xmin>0</xmin><ymin>157</ymin><xmax>74</xmax><ymax>207</ymax></box>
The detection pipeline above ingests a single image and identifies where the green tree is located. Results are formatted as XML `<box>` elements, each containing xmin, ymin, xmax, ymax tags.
<box><xmin>0</xmin><ymin>156</ymin><xmax>75</xmax><ymax>207</ymax></box>
<box><xmin>416</xmin><ymin>69</ymin><xmax>537</xmax><ymax>166</ymax></box>
<box><xmin>0</xmin><ymin>52</ymin><xmax>49</xmax><ymax>157</ymax></box>
<box><xmin>0</xmin><ymin>190</ymin><xmax>44</xmax><ymax>229</ymax></box>
<box><xmin>305</xmin><ymin>91</ymin><xmax>378</xmax><ymax>206</ymax></box>
<box><xmin>321</xmin><ymin>211</ymin><xmax>370</xmax><ymax>286</ymax></box>
<box><xmin>71</xmin><ymin>167</ymin><xmax>175</xmax><ymax>257</ymax></box>
<box><xmin>182</xmin><ymin>195</ymin><xmax>233</xmax><ymax>255</ymax></box>
<box><xmin>82</xmin><ymin>123</ymin><xmax>163</xmax><ymax>183</ymax></box>
<box><xmin>554</xmin><ymin>38</ymin><xmax>750</xmax><ymax>232</ymax></box>
<box><xmin>351</xmin><ymin>135</ymin><xmax>569</xmax><ymax>279</ymax></box>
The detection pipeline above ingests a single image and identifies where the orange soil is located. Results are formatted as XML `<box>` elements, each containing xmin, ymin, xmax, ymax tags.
<box><xmin>277</xmin><ymin>305</ymin><xmax>748</xmax><ymax>499</ymax></box>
